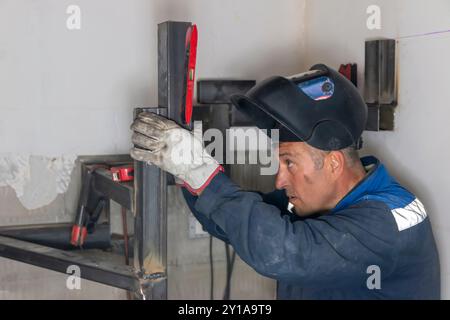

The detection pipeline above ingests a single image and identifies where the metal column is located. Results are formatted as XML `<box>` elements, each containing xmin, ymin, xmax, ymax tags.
<box><xmin>133</xmin><ymin>21</ymin><xmax>192</xmax><ymax>300</ymax></box>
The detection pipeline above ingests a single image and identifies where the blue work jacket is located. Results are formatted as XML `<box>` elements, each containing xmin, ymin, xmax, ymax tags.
<box><xmin>182</xmin><ymin>156</ymin><xmax>440</xmax><ymax>299</ymax></box>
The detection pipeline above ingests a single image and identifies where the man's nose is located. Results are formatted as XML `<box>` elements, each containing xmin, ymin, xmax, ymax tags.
<box><xmin>275</xmin><ymin>168</ymin><xmax>288</xmax><ymax>190</ymax></box>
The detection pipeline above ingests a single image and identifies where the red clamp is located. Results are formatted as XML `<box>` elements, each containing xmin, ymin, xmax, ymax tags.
<box><xmin>111</xmin><ymin>165</ymin><xmax>134</xmax><ymax>182</ymax></box>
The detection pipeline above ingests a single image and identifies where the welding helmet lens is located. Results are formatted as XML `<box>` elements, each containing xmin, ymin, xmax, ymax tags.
<box><xmin>289</xmin><ymin>70</ymin><xmax>335</xmax><ymax>101</ymax></box>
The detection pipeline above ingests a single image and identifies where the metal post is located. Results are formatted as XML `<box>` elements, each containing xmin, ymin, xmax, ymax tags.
<box><xmin>133</xmin><ymin>21</ymin><xmax>192</xmax><ymax>300</ymax></box>
<box><xmin>134</xmin><ymin>153</ymin><xmax>167</xmax><ymax>300</ymax></box>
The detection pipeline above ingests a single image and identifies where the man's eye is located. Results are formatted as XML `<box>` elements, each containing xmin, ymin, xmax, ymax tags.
<box><xmin>286</xmin><ymin>159</ymin><xmax>294</xmax><ymax>167</ymax></box>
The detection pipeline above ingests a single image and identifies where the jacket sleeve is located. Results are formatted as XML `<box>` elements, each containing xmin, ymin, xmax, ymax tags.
<box><xmin>182</xmin><ymin>182</ymin><xmax>291</xmax><ymax>244</ymax></box>
<box><xmin>187</xmin><ymin>172</ymin><xmax>400</xmax><ymax>287</ymax></box>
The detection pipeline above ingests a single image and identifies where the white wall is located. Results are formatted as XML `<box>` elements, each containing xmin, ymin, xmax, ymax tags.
<box><xmin>0</xmin><ymin>0</ymin><xmax>305</xmax><ymax>155</ymax></box>
<box><xmin>303</xmin><ymin>0</ymin><xmax>450</xmax><ymax>298</ymax></box>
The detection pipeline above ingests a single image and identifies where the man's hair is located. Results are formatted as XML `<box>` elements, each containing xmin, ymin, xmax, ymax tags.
<box><xmin>307</xmin><ymin>144</ymin><xmax>361</xmax><ymax>170</ymax></box>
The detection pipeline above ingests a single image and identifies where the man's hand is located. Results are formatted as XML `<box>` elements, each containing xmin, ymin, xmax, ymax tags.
<box><xmin>130</xmin><ymin>112</ymin><xmax>223</xmax><ymax>195</ymax></box>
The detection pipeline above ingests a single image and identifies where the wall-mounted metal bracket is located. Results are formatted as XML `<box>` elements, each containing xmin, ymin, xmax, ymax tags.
<box><xmin>365</xmin><ymin>39</ymin><xmax>397</xmax><ymax>131</ymax></box>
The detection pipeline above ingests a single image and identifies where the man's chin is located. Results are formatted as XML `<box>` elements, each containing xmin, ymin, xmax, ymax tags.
<box><xmin>291</xmin><ymin>204</ymin><xmax>307</xmax><ymax>217</ymax></box>
<box><xmin>293</xmin><ymin>204</ymin><xmax>329</xmax><ymax>218</ymax></box>
<box><xmin>294</xmin><ymin>208</ymin><xmax>313</xmax><ymax>217</ymax></box>
<box><xmin>291</xmin><ymin>201</ymin><xmax>317</xmax><ymax>217</ymax></box>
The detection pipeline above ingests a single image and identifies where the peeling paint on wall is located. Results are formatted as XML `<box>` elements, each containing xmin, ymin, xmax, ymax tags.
<box><xmin>47</xmin><ymin>155</ymin><xmax>77</xmax><ymax>194</ymax></box>
<box><xmin>0</xmin><ymin>154</ymin><xmax>76</xmax><ymax>210</ymax></box>
<box><xmin>0</xmin><ymin>155</ymin><xmax>30</xmax><ymax>198</ymax></box>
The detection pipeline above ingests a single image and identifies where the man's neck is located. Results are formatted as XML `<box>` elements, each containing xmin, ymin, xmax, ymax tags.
<box><xmin>330</xmin><ymin>168</ymin><xmax>367</xmax><ymax>210</ymax></box>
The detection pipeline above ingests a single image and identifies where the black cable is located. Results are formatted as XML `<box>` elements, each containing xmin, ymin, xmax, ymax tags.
<box><xmin>223</xmin><ymin>243</ymin><xmax>236</xmax><ymax>300</ymax></box>
<box><xmin>209</xmin><ymin>235</ymin><xmax>214</xmax><ymax>300</ymax></box>
<box><xmin>230</xmin><ymin>248</ymin><xmax>236</xmax><ymax>272</ymax></box>
<box><xmin>223</xmin><ymin>243</ymin><xmax>230</xmax><ymax>300</ymax></box>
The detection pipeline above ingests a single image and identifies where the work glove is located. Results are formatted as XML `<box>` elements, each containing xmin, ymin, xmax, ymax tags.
<box><xmin>130</xmin><ymin>112</ymin><xmax>223</xmax><ymax>195</ymax></box>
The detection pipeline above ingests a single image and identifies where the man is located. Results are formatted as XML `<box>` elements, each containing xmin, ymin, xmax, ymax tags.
<box><xmin>130</xmin><ymin>64</ymin><xmax>440</xmax><ymax>299</ymax></box>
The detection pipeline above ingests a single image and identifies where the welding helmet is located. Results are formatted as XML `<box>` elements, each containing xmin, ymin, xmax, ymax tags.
<box><xmin>230</xmin><ymin>64</ymin><xmax>367</xmax><ymax>150</ymax></box>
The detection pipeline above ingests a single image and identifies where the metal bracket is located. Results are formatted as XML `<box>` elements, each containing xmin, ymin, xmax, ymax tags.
<box><xmin>365</xmin><ymin>39</ymin><xmax>397</xmax><ymax>131</ymax></box>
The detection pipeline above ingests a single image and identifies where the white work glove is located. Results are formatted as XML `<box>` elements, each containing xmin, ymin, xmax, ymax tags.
<box><xmin>130</xmin><ymin>112</ymin><xmax>223</xmax><ymax>195</ymax></box>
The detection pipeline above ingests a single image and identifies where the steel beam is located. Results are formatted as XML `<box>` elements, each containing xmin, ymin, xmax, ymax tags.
<box><xmin>0</xmin><ymin>235</ymin><xmax>137</xmax><ymax>291</ymax></box>
<box><xmin>132</xmin><ymin>21</ymin><xmax>192</xmax><ymax>300</ymax></box>
<box><xmin>92</xmin><ymin>168</ymin><xmax>133</xmax><ymax>211</ymax></box>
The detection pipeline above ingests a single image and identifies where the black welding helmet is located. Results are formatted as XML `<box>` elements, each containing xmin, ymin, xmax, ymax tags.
<box><xmin>230</xmin><ymin>64</ymin><xmax>367</xmax><ymax>150</ymax></box>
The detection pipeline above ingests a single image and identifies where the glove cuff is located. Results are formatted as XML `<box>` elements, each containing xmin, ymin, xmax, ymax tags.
<box><xmin>182</xmin><ymin>165</ymin><xmax>224</xmax><ymax>195</ymax></box>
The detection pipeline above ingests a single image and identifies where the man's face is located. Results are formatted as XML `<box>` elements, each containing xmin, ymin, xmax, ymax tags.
<box><xmin>275</xmin><ymin>142</ymin><xmax>336</xmax><ymax>216</ymax></box>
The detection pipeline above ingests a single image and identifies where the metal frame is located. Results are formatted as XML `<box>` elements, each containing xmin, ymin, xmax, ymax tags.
<box><xmin>0</xmin><ymin>235</ymin><xmax>136</xmax><ymax>291</ymax></box>
<box><xmin>0</xmin><ymin>21</ymin><xmax>192</xmax><ymax>299</ymax></box>
<box><xmin>0</xmin><ymin>155</ymin><xmax>137</xmax><ymax>292</ymax></box>
<box><xmin>131</xmin><ymin>21</ymin><xmax>194</xmax><ymax>300</ymax></box>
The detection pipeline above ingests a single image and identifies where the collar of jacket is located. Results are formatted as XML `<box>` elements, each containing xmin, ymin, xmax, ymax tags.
<box><xmin>330</xmin><ymin>155</ymin><xmax>392</xmax><ymax>213</ymax></box>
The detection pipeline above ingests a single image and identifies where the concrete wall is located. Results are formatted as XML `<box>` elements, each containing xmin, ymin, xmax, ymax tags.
<box><xmin>303</xmin><ymin>0</ymin><xmax>450</xmax><ymax>298</ymax></box>
<box><xmin>0</xmin><ymin>0</ymin><xmax>305</xmax><ymax>299</ymax></box>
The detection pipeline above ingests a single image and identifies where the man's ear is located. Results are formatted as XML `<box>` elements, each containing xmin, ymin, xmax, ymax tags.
<box><xmin>327</xmin><ymin>151</ymin><xmax>345</xmax><ymax>175</ymax></box>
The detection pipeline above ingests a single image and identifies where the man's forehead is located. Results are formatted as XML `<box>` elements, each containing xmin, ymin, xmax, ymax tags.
<box><xmin>277</xmin><ymin>142</ymin><xmax>307</xmax><ymax>156</ymax></box>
